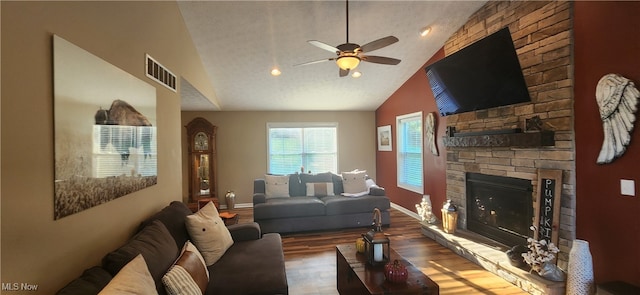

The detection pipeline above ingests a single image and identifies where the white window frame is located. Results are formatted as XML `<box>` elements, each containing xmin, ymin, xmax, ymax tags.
<box><xmin>396</xmin><ymin>112</ymin><xmax>424</xmax><ymax>194</ymax></box>
<box><xmin>266</xmin><ymin>122</ymin><xmax>339</xmax><ymax>174</ymax></box>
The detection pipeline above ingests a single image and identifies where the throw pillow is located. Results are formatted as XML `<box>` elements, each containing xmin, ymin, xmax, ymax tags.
<box><xmin>98</xmin><ymin>254</ymin><xmax>156</xmax><ymax>295</ymax></box>
<box><xmin>162</xmin><ymin>265</ymin><xmax>201</xmax><ymax>295</ymax></box>
<box><xmin>305</xmin><ymin>182</ymin><xmax>335</xmax><ymax>197</ymax></box>
<box><xmin>162</xmin><ymin>241</ymin><xmax>209</xmax><ymax>295</ymax></box>
<box><xmin>102</xmin><ymin>220</ymin><xmax>179</xmax><ymax>295</ymax></box>
<box><xmin>264</xmin><ymin>174</ymin><xmax>290</xmax><ymax>199</ymax></box>
<box><xmin>56</xmin><ymin>266</ymin><xmax>113</xmax><ymax>295</ymax></box>
<box><xmin>185</xmin><ymin>202</ymin><xmax>234</xmax><ymax>266</ymax></box>
<box><xmin>342</xmin><ymin>170</ymin><xmax>368</xmax><ymax>195</ymax></box>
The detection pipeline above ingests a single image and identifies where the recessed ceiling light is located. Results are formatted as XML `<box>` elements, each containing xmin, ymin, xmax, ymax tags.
<box><xmin>420</xmin><ymin>26</ymin><xmax>432</xmax><ymax>37</ymax></box>
<box><xmin>352</xmin><ymin>71</ymin><xmax>362</xmax><ymax>78</ymax></box>
<box><xmin>271</xmin><ymin>68</ymin><xmax>281</xmax><ymax>76</ymax></box>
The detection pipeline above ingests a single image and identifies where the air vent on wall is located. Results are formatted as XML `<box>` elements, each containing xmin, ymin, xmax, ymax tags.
<box><xmin>145</xmin><ymin>54</ymin><xmax>177</xmax><ymax>92</ymax></box>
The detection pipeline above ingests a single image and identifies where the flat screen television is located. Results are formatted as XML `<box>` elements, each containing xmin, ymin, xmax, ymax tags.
<box><xmin>425</xmin><ymin>27</ymin><xmax>531</xmax><ymax>116</ymax></box>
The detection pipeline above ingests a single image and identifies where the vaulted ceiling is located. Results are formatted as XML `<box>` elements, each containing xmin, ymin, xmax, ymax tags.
<box><xmin>178</xmin><ymin>1</ymin><xmax>486</xmax><ymax>111</ymax></box>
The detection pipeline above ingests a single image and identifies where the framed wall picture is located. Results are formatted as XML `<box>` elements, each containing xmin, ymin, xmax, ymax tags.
<box><xmin>53</xmin><ymin>35</ymin><xmax>157</xmax><ymax>219</ymax></box>
<box><xmin>377</xmin><ymin>125</ymin><xmax>392</xmax><ymax>151</ymax></box>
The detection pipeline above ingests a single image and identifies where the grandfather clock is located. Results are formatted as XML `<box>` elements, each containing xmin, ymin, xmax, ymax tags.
<box><xmin>186</xmin><ymin>117</ymin><xmax>218</xmax><ymax>210</ymax></box>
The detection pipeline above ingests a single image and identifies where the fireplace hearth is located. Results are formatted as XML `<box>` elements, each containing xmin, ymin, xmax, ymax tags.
<box><xmin>466</xmin><ymin>172</ymin><xmax>533</xmax><ymax>247</ymax></box>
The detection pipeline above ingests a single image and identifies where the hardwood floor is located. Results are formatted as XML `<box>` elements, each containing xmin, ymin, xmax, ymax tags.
<box><xmin>231</xmin><ymin>207</ymin><xmax>526</xmax><ymax>295</ymax></box>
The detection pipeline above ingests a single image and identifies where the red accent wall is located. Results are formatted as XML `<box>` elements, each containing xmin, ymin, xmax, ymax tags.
<box><xmin>574</xmin><ymin>1</ymin><xmax>640</xmax><ymax>285</ymax></box>
<box><xmin>375</xmin><ymin>48</ymin><xmax>448</xmax><ymax>212</ymax></box>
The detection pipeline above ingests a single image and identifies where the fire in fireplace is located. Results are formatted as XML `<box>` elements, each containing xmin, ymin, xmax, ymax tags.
<box><xmin>466</xmin><ymin>173</ymin><xmax>533</xmax><ymax>247</ymax></box>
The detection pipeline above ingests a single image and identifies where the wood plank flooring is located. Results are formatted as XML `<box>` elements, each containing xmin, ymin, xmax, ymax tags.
<box><xmin>232</xmin><ymin>207</ymin><xmax>527</xmax><ymax>295</ymax></box>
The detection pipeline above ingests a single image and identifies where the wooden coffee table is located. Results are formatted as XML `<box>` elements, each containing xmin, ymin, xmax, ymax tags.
<box><xmin>336</xmin><ymin>244</ymin><xmax>439</xmax><ymax>294</ymax></box>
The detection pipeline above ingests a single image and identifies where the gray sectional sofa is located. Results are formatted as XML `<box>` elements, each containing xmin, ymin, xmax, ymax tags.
<box><xmin>253</xmin><ymin>172</ymin><xmax>391</xmax><ymax>234</ymax></box>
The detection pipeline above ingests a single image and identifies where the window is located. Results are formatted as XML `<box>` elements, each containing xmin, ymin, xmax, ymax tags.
<box><xmin>396</xmin><ymin>112</ymin><xmax>423</xmax><ymax>193</ymax></box>
<box><xmin>267</xmin><ymin>123</ymin><xmax>338</xmax><ymax>175</ymax></box>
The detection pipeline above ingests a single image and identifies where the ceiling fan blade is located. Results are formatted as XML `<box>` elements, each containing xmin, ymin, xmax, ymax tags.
<box><xmin>294</xmin><ymin>58</ymin><xmax>335</xmax><ymax>67</ymax></box>
<box><xmin>339</xmin><ymin>68</ymin><xmax>349</xmax><ymax>77</ymax></box>
<box><xmin>362</xmin><ymin>55</ymin><xmax>401</xmax><ymax>65</ymax></box>
<box><xmin>359</xmin><ymin>36</ymin><xmax>399</xmax><ymax>53</ymax></box>
<box><xmin>308</xmin><ymin>40</ymin><xmax>340</xmax><ymax>53</ymax></box>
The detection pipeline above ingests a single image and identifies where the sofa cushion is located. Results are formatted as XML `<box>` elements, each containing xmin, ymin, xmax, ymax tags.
<box><xmin>185</xmin><ymin>202</ymin><xmax>234</xmax><ymax>266</ymax></box>
<box><xmin>342</xmin><ymin>170</ymin><xmax>368</xmax><ymax>195</ymax></box>
<box><xmin>56</xmin><ymin>266</ymin><xmax>113</xmax><ymax>295</ymax></box>
<box><xmin>207</xmin><ymin>233</ymin><xmax>288</xmax><ymax>295</ymax></box>
<box><xmin>305</xmin><ymin>182</ymin><xmax>335</xmax><ymax>197</ymax></box>
<box><xmin>162</xmin><ymin>241</ymin><xmax>209</xmax><ymax>295</ymax></box>
<box><xmin>299</xmin><ymin>172</ymin><xmax>332</xmax><ymax>184</ymax></box>
<box><xmin>102</xmin><ymin>220</ymin><xmax>179</xmax><ymax>295</ymax></box>
<box><xmin>98</xmin><ymin>254</ymin><xmax>156</xmax><ymax>295</ymax></box>
<box><xmin>138</xmin><ymin>201</ymin><xmax>193</xmax><ymax>249</ymax></box>
<box><xmin>288</xmin><ymin>173</ymin><xmax>305</xmax><ymax>196</ymax></box>
<box><xmin>265</xmin><ymin>174</ymin><xmax>290</xmax><ymax>199</ymax></box>
<box><xmin>322</xmin><ymin>195</ymin><xmax>391</xmax><ymax>216</ymax></box>
<box><xmin>254</xmin><ymin>197</ymin><xmax>326</xmax><ymax>220</ymax></box>
<box><xmin>331</xmin><ymin>173</ymin><xmax>345</xmax><ymax>195</ymax></box>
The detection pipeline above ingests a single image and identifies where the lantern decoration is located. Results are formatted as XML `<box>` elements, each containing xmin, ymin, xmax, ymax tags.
<box><xmin>441</xmin><ymin>199</ymin><xmax>458</xmax><ymax>234</ymax></box>
<box><xmin>363</xmin><ymin>208</ymin><xmax>390</xmax><ymax>266</ymax></box>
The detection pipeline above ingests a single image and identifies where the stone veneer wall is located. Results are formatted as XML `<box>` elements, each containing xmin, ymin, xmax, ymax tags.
<box><xmin>442</xmin><ymin>0</ymin><xmax>575</xmax><ymax>268</ymax></box>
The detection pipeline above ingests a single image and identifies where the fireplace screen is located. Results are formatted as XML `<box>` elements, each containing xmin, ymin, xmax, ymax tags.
<box><xmin>466</xmin><ymin>173</ymin><xmax>533</xmax><ymax>247</ymax></box>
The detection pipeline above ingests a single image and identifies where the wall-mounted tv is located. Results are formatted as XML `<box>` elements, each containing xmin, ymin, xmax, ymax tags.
<box><xmin>425</xmin><ymin>27</ymin><xmax>531</xmax><ymax>116</ymax></box>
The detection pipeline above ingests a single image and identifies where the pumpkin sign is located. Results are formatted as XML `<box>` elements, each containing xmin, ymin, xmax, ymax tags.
<box><xmin>384</xmin><ymin>260</ymin><xmax>408</xmax><ymax>283</ymax></box>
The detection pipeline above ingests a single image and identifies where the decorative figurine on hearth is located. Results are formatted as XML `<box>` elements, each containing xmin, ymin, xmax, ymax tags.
<box><xmin>415</xmin><ymin>195</ymin><xmax>437</xmax><ymax>224</ymax></box>
<box><xmin>595</xmin><ymin>73</ymin><xmax>639</xmax><ymax>164</ymax></box>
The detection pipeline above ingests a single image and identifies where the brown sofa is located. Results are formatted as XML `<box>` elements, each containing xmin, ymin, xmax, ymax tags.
<box><xmin>57</xmin><ymin>201</ymin><xmax>288</xmax><ymax>295</ymax></box>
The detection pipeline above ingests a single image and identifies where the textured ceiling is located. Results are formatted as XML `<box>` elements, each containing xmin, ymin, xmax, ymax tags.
<box><xmin>178</xmin><ymin>1</ymin><xmax>486</xmax><ymax>111</ymax></box>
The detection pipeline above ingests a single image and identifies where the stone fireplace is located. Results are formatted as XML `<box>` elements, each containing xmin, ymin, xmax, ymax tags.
<box><xmin>421</xmin><ymin>1</ymin><xmax>575</xmax><ymax>294</ymax></box>
<box><xmin>466</xmin><ymin>172</ymin><xmax>533</xmax><ymax>247</ymax></box>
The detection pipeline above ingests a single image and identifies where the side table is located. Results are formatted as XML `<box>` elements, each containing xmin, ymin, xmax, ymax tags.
<box><xmin>220</xmin><ymin>212</ymin><xmax>239</xmax><ymax>226</ymax></box>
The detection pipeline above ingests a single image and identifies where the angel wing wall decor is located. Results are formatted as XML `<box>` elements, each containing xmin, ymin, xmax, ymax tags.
<box><xmin>595</xmin><ymin>73</ymin><xmax>639</xmax><ymax>164</ymax></box>
<box><xmin>425</xmin><ymin>112</ymin><xmax>438</xmax><ymax>156</ymax></box>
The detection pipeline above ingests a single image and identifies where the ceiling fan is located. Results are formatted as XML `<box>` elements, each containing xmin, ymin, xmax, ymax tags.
<box><xmin>296</xmin><ymin>0</ymin><xmax>401</xmax><ymax>77</ymax></box>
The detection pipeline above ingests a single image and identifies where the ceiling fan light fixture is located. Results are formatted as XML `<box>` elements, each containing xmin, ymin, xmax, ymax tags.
<box><xmin>271</xmin><ymin>68</ymin><xmax>281</xmax><ymax>76</ymax></box>
<box><xmin>420</xmin><ymin>26</ymin><xmax>432</xmax><ymax>37</ymax></box>
<box><xmin>336</xmin><ymin>56</ymin><xmax>360</xmax><ymax>70</ymax></box>
<box><xmin>352</xmin><ymin>71</ymin><xmax>362</xmax><ymax>78</ymax></box>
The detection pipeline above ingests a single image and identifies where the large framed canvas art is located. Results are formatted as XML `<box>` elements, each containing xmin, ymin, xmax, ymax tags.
<box><xmin>53</xmin><ymin>35</ymin><xmax>157</xmax><ymax>219</ymax></box>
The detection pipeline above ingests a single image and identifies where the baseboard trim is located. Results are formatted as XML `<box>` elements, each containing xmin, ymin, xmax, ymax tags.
<box><xmin>221</xmin><ymin>202</ymin><xmax>253</xmax><ymax>210</ymax></box>
<box><xmin>390</xmin><ymin>202</ymin><xmax>420</xmax><ymax>220</ymax></box>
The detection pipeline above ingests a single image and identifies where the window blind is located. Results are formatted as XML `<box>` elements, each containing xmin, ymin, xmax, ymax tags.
<box><xmin>268</xmin><ymin>124</ymin><xmax>337</xmax><ymax>175</ymax></box>
<box><xmin>396</xmin><ymin>112</ymin><xmax>423</xmax><ymax>193</ymax></box>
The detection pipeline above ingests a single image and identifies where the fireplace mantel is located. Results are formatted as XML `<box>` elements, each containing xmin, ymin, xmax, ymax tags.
<box><xmin>443</xmin><ymin>131</ymin><xmax>555</xmax><ymax>148</ymax></box>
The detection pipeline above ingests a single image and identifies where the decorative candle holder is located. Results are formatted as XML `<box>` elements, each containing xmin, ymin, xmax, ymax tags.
<box><xmin>363</xmin><ymin>208</ymin><xmax>390</xmax><ymax>266</ymax></box>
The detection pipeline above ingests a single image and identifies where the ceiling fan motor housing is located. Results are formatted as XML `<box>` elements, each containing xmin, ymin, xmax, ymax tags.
<box><xmin>336</xmin><ymin>43</ymin><xmax>361</xmax><ymax>54</ymax></box>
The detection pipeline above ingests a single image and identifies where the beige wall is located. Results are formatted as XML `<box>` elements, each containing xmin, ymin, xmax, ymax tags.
<box><xmin>181</xmin><ymin>111</ymin><xmax>378</xmax><ymax>206</ymax></box>
<box><xmin>1</xmin><ymin>2</ymin><xmax>215</xmax><ymax>293</ymax></box>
